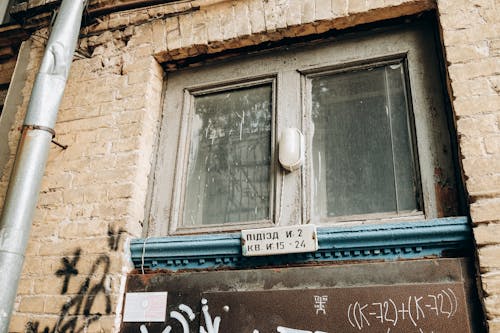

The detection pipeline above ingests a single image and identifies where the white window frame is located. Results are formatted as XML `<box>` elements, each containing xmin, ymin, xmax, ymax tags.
<box><xmin>148</xmin><ymin>22</ymin><xmax>457</xmax><ymax>236</ymax></box>
<box><xmin>175</xmin><ymin>77</ymin><xmax>278</xmax><ymax>232</ymax></box>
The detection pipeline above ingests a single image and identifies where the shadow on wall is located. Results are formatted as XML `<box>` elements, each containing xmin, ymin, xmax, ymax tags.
<box><xmin>0</xmin><ymin>40</ymin><xmax>30</xmax><ymax>185</ymax></box>
<box><xmin>24</xmin><ymin>226</ymin><xmax>126</xmax><ymax>333</ymax></box>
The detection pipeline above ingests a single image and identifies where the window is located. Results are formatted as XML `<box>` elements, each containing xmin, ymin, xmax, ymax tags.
<box><xmin>309</xmin><ymin>62</ymin><xmax>419</xmax><ymax>221</ymax></box>
<box><xmin>184</xmin><ymin>82</ymin><xmax>274</xmax><ymax>226</ymax></box>
<box><xmin>149</xmin><ymin>22</ymin><xmax>459</xmax><ymax>235</ymax></box>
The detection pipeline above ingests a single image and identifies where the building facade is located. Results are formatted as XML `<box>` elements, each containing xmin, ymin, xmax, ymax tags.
<box><xmin>0</xmin><ymin>0</ymin><xmax>498</xmax><ymax>332</ymax></box>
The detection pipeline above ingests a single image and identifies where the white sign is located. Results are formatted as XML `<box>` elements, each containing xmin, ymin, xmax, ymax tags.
<box><xmin>242</xmin><ymin>225</ymin><xmax>318</xmax><ymax>256</ymax></box>
<box><xmin>123</xmin><ymin>292</ymin><xmax>168</xmax><ymax>322</ymax></box>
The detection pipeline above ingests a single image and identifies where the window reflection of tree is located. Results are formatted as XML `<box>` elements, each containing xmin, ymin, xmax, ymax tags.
<box><xmin>184</xmin><ymin>85</ymin><xmax>272</xmax><ymax>225</ymax></box>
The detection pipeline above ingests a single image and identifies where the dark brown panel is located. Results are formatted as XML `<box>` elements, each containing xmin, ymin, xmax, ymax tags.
<box><xmin>122</xmin><ymin>259</ymin><xmax>480</xmax><ymax>333</ymax></box>
<box><xmin>203</xmin><ymin>284</ymin><xmax>469</xmax><ymax>333</ymax></box>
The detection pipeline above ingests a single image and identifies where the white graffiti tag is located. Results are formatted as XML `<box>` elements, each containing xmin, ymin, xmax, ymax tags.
<box><xmin>139</xmin><ymin>304</ymin><xmax>196</xmax><ymax>333</ymax></box>
<box><xmin>314</xmin><ymin>296</ymin><xmax>328</xmax><ymax>315</ymax></box>
<box><xmin>199</xmin><ymin>298</ymin><xmax>221</xmax><ymax>333</ymax></box>
<box><xmin>137</xmin><ymin>299</ymin><xmax>226</xmax><ymax>333</ymax></box>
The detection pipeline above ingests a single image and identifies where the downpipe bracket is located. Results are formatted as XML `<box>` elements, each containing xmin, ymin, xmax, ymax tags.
<box><xmin>22</xmin><ymin>124</ymin><xmax>68</xmax><ymax>150</ymax></box>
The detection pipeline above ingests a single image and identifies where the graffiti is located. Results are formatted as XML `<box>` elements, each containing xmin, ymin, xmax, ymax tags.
<box><xmin>346</xmin><ymin>289</ymin><xmax>459</xmax><ymax>331</ymax></box>
<box><xmin>200</xmin><ymin>298</ymin><xmax>221</xmax><ymax>333</ymax></box>
<box><xmin>55</xmin><ymin>249</ymin><xmax>81</xmax><ymax>294</ymax></box>
<box><xmin>135</xmin><ymin>298</ymin><xmax>331</xmax><ymax>333</ymax></box>
<box><xmin>314</xmin><ymin>296</ymin><xmax>328</xmax><ymax>315</ymax></box>
<box><xmin>108</xmin><ymin>226</ymin><xmax>126</xmax><ymax>251</ymax></box>
<box><xmin>138</xmin><ymin>300</ymin><xmax>222</xmax><ymax>333</ymax></box>
<box><xmin>25</xmin><ymin>229</ymin><xmax>120</xmax><ymax>333</ymax></box>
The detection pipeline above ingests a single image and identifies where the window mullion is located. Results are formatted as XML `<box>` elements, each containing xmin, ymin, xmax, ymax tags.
<box><xmin>302</xmin><ymin>73</ymin><xmax>316</xmax><ymax>225</ymax></box>
<box><xmin>275</xmin><ymin>70</ymin><xmax>302</xmax><ymax>226</ymax></box>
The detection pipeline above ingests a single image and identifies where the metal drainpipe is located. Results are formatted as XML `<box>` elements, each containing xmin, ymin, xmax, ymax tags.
<box><xmin>0</xmin><ymin>0</ymin><xmax>87</xmax><ymax>330</ymax></box>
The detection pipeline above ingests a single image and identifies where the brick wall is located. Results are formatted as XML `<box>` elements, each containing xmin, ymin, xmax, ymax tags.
<box><xmin>1</xmin><ymin>0</ymin><xmax>498</xmax><ymax>332</ymax></box>
<box><xmin>2</xmin><ymin>23</ymin><xmax>164</xmax><ymax>332</ymax></box>
<box><xmin>439</xmin><ymin>0</ymin><xmax>500</xmax><ymax>330</ymax></box>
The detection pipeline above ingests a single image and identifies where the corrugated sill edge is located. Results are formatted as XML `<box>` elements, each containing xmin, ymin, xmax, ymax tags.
<box><xmin>130</xmin><ymin>217</ymin><xmax>471</xmax><ymax>271</ymax></box>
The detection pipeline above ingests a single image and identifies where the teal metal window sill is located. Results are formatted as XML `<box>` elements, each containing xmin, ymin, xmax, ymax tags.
<box><xmin>130</xmin><ymin>217</ymin><xmax>472</xmax><ymax>271</ymax></box>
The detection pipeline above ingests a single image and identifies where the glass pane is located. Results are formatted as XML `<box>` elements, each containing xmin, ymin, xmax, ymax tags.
<box><xmin>386</xmin><ymin>63</ymin><xmax>418</xmax><ymax>211</ymax></box>
<box><xmin>311</xmin><ymin>63</ymin><xmax>417</xmax><ymax>219</ymax></box>
<box><xmin>183</xmin><ymin>84</ymin><xmax>272</xmax><ymax>226</ymax></box>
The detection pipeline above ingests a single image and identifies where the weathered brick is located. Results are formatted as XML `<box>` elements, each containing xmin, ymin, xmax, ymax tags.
<box><xmin>471</xmin><ymin>199</ymin><xmax>500</xmax><ymax>223</ymax></box>
<box><xmin>58</xmin><ymin>105</ymin><xmax>101</xmax><ymax>123</ymax></box>
<box><xmin>449</xmin><ymin>58</ymin><xmax>500</xmax><ymax>82</ymax></box>
<box><xmin>191</xmin><ymin>10</ymin><xmax>209</xmax><ymax>45</ymax></box>
<box><xmin>367</xmin><ymin>0</ymin><xmax>386</xmax><ymax>10</ymax></box>
<box><xmin>179</xmin><ymin>12</ymin><xmax>194</xmax><ymax>48</ymax></box>
<box><xmin>24</xmin><ymin>316</ymin><xmax>59</xmax><ymax>333</ymax></box>
<box><xmin>348</xmin><ymin>0</ymin><xmax>367</xmax><ymax>14</ymax></box>
<box><xmin>484</xmin><ymin>295</ymin><xmax>500</xmax><ymax>318</ymax></box>
<box><xmin>454</xmin><ymin>94</ymin><xmax>500</xmax><ymax>117</ymax></box>
<box><xmin>485</xmin><ymin>135</ymin><xmax>500</xmax><ymax>154</ymax></box>
<box><xmin>479</xmin><ymin>246</ymin><xmax>500</xmax><ymax>274</ymax></box>
<box><xmin>107</xmin><ymin>183</ymin><xmax>135</xmax><ymax>200</ymax></box>
<box><xmin>285</xmin><ymin>0</ymin><xmax>302</xmax><ymax>26</ymax></box>
<box><xmin>462</xmin><ymin>157</ymin><xmax>500</xmax><ymax>177</ymax></box>
<box><xmin>43</xmin><ymin>296</ymin><xmax>72</xmax><ymax>314</ymax></box>
<box><xmin>8</xmin><ymin>313</ymin><xmax>32</xmax><ymax>333</ymax></box>
<box><xmin>233</xmin><ymin>1</ymin><xmax>251</xmax><ymax>37</ymax></box>
<box><xmin>70</xmin><ymin>204</ymin><xmax>96</xmax><ymax>220</ymax></box>
<box><xmin>474</xmin><ymin>224</ymin><xmax>500</xmax><ymax>246</ymax></box>
<box><xmin>220</xmin><ymin>2</ymin><xmax>236</xmax><ymax>39</ymax></box>
<box><xmin>108</xmin><ymin>13</ymin><xmax>130</xmax><ymax>28</ymax></box>
<box><xmin>314</xmin><ymin>0</ymin><xmax>332</xmax><ymax>20</ymax></box>
<box><xmin>457</xmin><ymin>114</ymin><xmax>498</xmax><ymax>138</ymax></box>
<box><xmin>452</xmin><ymin>77</ymin><xmax>496</xmax><ymax>98</ymax></box>
<box><xmin>25</xmin><ymin>240</ymin><xmax>41</xmax><ymax>257</ymax></box>
<box><xmin>17</xmin><ymin>279</ymin><xmax>34</xmax><ymax>295</ymax></box>
<box><xmin>301</xmin><ymin>0</ymin><xmax>315</xmax><ymax>23</ymax></box>
<box><xmin>466</xmin><ymin>175</ymin><xmax>500</xmax><ymax>197</ymax></box>
<box><xmin>97</xmin><ymin>315</ymin><xmax>116</xmax><ymax>332</ymax></box>
<box><xmin>18</xmin><ymin>296</ymin><xmax>45</xmax><ymax>313</ymax></box>
<box><xmin>166</xmin><ymin>16</ymin><xmax>181</xmax><ymax>50</ymax></box>
<box><xmin>128</xmin><ymin>10</ymin><xmax>150</xmax><ymax>25</ymax></box>
<box><xmin>488</xmin><ymin>319</ymin><xmax>500</xmax><ymax>332</ymax></box>
<box><xmin>482</xmin><ymin>272</ymin><xmax>500</xmax><ymax>295</ymax></box>
<box><xmin>58</xmin><ymin>221</ymin><xmax>81</xmax><ymax>239</ymax></box>
<box><xmin>459</xmin><ymin>136</ymin><xmax>485</xmax><ymax>157</ymax></box>
<box><xmin>125</xmin><ymin>69</ymin><xmax>150</xmax><ymax>85</ymax></box>
<box><xmin>62</xmin><ymin>189</ymin><xmax>85</xmax><ymax>205</ymax></box>
<box><xmin>33</xmin><ymin>278</ymin><xmax>64</xmax><ymax>295</ymax></box>
<box><xmin>332</xmin><ymin>0</ymin><xmax>348</xmax><ymax>17</ymax></box>
<box><xmin>31</xmin><ymin>222</ymin><xmax>58</xmax><ymax>239</ymax></box>
<box><xmin>38</xmin><ymin>190</ymin><xmax>63</xmax><ymax>207</ymax></box>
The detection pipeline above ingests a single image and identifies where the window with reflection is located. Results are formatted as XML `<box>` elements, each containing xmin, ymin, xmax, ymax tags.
<box><xmin>311</xmin><ymin>62</ymin><xmax>419</xmax><ymax>220</ymax></box>
<box><xmin>183</xmin><ymin>85</ymin><xmax>273</xmax><ymax>226</ymax></box>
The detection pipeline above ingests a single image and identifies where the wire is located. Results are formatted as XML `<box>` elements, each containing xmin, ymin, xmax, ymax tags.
<box><xmin>140</xmin><ymin>237</ymin><xmax>150</xmax><ymax>274</ymax></box>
